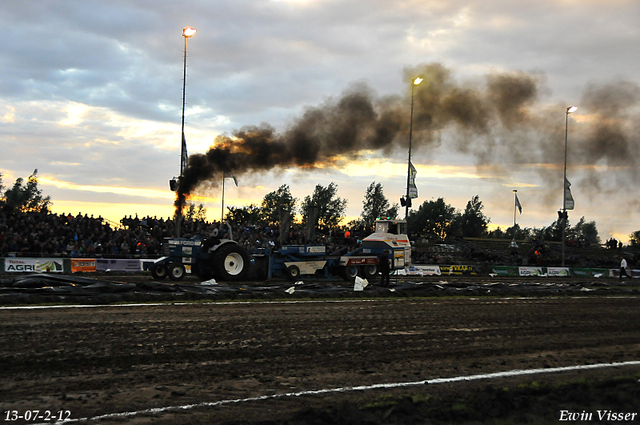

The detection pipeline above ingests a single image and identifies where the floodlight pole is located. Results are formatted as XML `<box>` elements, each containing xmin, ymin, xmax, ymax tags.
<box><xmin>176</xmin><ymin>26</ymin><xmax>196</xmax><ymax>238</ymax></box>
<box><xmin>405</xmin><ymin>76</ymin><xmax>422</xmax><ymax>219</ymax></box>
<box><xmin>561</xmin><ymin>106</ymin><xmax>576</xmax><ymax>266</ymax></box>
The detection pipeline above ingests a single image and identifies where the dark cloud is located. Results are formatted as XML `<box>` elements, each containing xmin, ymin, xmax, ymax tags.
<box><xmin>176</xmin><ymin>63</ymin><xmax>640</xmax><ymax>216</ymax></box>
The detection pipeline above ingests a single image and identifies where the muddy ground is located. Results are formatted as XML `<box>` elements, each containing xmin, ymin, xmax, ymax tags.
<box><xmin>1</xmin><ymin>275</ymin><xmax>640</xmax><ymax>424</ymax></box>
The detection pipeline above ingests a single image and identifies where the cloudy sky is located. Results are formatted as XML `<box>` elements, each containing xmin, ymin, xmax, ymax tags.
<box><xmin>1</xmin><ymin>0</ymin><xmax>639</xmax><ymax>241</ymax></box>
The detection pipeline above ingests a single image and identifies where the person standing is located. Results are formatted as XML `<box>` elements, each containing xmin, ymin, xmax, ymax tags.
<box><xmin>620</xmin><ymin>257</ymin><xmax>630</xmax><ymax>279</ymax></box>
<box><xmin>378</xmin><ymin>250</ymin><xmax>391</xmax><ymax>287</ymax></box>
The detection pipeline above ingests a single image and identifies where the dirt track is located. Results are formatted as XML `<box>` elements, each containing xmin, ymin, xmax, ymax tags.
<box><xmin>2</xmin><ymin>286</ymin><xmax>640</xmax><ymax>424</ymax></box>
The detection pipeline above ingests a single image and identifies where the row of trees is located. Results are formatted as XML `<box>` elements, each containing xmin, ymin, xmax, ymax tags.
<box><xmin>406</xmin><ymin>195</ymin><xmax>603</xmax><ymax>245</ymax></box>
<box><xmin>3</xmin><ymin>170</ymin><xmax>640</xmax><ymax>248</ymax></box>
<box><xmin>225</xmin><ymin>182</ymin><xmax>398</xmax><ymax>232</ymax></box>
<box><xmin>228</xmin><ymin>182</ymin><xmax>606</xmax><ymax>247</ymax></box>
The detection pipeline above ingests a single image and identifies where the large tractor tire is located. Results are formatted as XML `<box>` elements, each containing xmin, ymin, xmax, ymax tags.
<box><xmin>213</xmin><ymin>244</ymin><xmax>250</xmax><ymax>281</ymax></box>
<box><xmin>168</xmin><ymin>263</ymin><xmax>186</xmax><ymax>281</ymax></box>
<box><xmin>150</xmin><ymin>263</ymin><xmax>169</xmax><ymax>280</ymax></box>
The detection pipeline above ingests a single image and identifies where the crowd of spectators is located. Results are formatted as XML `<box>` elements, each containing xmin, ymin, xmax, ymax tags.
<box><xmin>1</xmin><ymin>210</ymin><xmax>637</xmax><ymax>269</ymax></box>
<box><xmin>0</xmin><ymin>210</ymin><xmax>361</xmax><ymax>259</ymax></box>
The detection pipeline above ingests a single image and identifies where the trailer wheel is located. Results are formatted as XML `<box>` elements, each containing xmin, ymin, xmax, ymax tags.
<box><xmin>361</xmin><ymin>264</ymin><xmax>378</xmax><ymax>279</ymax></box>
<box><xmin>286</xmin><ymin>265</ymin><xmax>301</xmax><ymax>280</ymax></box>
<box><xmin>168</xmin><ymin>263</ymin><xmax>186</xmax><ymax>281</ymax></box>
<box><xmin>151</xmin><ymin>263</ymin><xmax>168</xmax><ymax>280</ymax></box>
<box><xmin>213</xmin><ymin>244</ymin><xmax>250</xmax><ymax>281</ymax></box>
<box><xmin>341</xmin><ymin>265</ymin><xmax>359</xmax><ymax>281</ymax></box>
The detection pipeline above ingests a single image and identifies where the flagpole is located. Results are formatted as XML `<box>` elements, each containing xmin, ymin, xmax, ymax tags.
<box><xmin>176</xmin><ymin>27</ymin><xmax>196</xmax><ymax>238</ymax></box>
<box><xmin>513</xmin><ymin>190</ymin><xmax>517</xmax><ymax>228</ymax></box>
<box><xmin>511</xmin><ymin>190</ymin><xmax>518</xmax><ymax>248</ymax></box>
<box><xmin>562</xmin><ymin>106</ymin><xmax>577</xmax><ymax>267</ymax></box>
<box><xmin>405</xmin><ymin>77</ymin><xmax>423</xmax><ymax>219</ymax></box>
<box><xmin>221</xmin><ymin>174</ymin><xmax>225</xmax><ymax>223</ymax></box>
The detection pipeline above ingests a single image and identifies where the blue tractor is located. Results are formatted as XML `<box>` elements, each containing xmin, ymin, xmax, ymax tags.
<box><xmin>149</xmin><ymin>235</ymin><xmax>251</xmax><ymax>282</ymax></box>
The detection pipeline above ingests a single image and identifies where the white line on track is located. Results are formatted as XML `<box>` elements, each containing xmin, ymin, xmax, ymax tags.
<box><xmin>2</xmin><ymin>295</ymin><xmax>633</xmax><ymax>310</ymax></box>
<box><xmin>0</xmin><ymin>299</ymin><xmax>388</xmax><ymax>310</ymax></box>
<box><xmin>36</xmin><ymin>360</ymin><xmax>640</xmax><ymax>424</ymax></box>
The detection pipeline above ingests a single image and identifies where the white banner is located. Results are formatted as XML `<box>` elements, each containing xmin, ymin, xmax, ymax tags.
<box><xmin>400</xmin><ymin>265</ymin><xmax>441</xmax><ymax>276</ymax></box>
<box><xmin>547</xmin><ymin>267</ymin><xmax>571</xmax><ymax>277</ymax></box>
<box><xmin>4</xmin><ymin>258</ymin><xmax>64</xmax><ymax>273</ymax></box>
<box><xmin>518</xmin><ymin>266</ymin><xmax>544</xmax><ymax>277</ymax></box>
<box><xmin>96</xmin><ymin>259</ymin><xmax>143</xmax><ymax>272</ymax></box>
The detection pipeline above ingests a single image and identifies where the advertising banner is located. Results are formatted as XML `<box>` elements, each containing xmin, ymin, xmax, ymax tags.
<box><xmin>440</xmin><ymin>265</ymin><xmax>478</xmax><ymax>275</ymax></box>
<box><xmin>4</xmin><ymin>258</ymin><xmax>64</xmax><ymax>273</ymax></box>
<box><xmin>71</xmin><ymin>259</ymin><xmax>97</xmax><ymax>273</ymax></box>
<box><xmin>96</xmin><ymin>259</ymin><xmax>143</xmax><ymax>272</ymax></box>
<box><xmin>405</xmin><ymin>265</ymin><xmax>441</xmax><ymax>276</ymax></box>
<box><xmin>518</xmin><ymin>266</ymin><xmax>544</xmax><ymax>277</ymax></box>
<box><xmin>490</xmin><ymin>266</ymin><xmax>518</xmax><ymax>276</ymax></box>
<box><xmin>572</xmin><ymin>268</ymin><xmax>610</xmax><ymax>277</ymax></box>
<box><xmin>547</xmin><ymin>267</ymin><xmax>570</xmax><ymax>277</ymax></box>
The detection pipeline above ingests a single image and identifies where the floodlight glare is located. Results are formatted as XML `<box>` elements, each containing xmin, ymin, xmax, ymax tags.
<box><xmin>183</xmin><ymin>27</ymin><xmax>197</xmax><ymax>38</ymax></box>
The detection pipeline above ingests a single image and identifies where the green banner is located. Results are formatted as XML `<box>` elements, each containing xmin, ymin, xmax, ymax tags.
<box><xmin>490</xmin><ymin>266</ymin><xmax>518</xmax><ymax>276</ymax></box>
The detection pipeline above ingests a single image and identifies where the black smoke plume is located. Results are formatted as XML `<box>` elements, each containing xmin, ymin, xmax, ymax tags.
<box><xmin>176</xmin><ymin>63</ymin><xmax>640</xmax><ymax>213</ymax></box>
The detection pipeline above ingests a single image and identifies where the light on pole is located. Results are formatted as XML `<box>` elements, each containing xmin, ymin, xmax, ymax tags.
<box><xmin>176</xmin><ymin>26</ymin><xmax>196</xmax><ymax>237</ymax></box>
<box><xmin>404</xmin><ymin>76</ymin><xmax>423</xmax><ymax>219</ymax></box>
<box><xmin>561</xmin><ymin>105</ymin><xmax>577</xmax><ymax>266</ymax></box>
<box><xmin>180</xmin><ymin>26</ymin><xmax>196</xmax><ymax>178</ymax></box>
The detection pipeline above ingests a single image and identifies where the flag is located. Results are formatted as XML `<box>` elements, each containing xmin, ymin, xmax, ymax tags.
<box><xmin>224</xmin><ymin>172</ymin><xmax>239</xmax><ymax>187</ymax></box>
<box><xmin>515</xmin><ymin>194</ymin><xmax>522</xmax><ymax>214</ymax></box>
<box><xmin>181</xmin><ymin>133</ymin><xmax>188</xmax><ymax>174</ymax></box>
<box><xmin>564</xmin><ymin>178</ymin><xmax>574</xmax><ymax>210</ymax></box>
<box><xmin>408</xmin><ymin>161</ymin><xmax>418</xmax><ymax>199</ymax></box>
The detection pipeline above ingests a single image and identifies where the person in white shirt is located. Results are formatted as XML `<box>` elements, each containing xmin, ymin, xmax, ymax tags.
<box><xmin>620</xmin><ymin>257</ymin><xmax>630</xmax><ymax>279</ymax></box>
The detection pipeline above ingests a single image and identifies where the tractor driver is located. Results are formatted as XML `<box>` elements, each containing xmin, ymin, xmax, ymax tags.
<box><xmin>378</xmin><ymin>250</ymin><xmax>391</xmax><ymax>287</ymax></box>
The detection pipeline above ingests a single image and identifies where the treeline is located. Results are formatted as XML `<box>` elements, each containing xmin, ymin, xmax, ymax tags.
<box><xmin>406</xmin><ymin>195</ymin><xmax>602</xmax><ymax>246</ymax></box>
<box><xmin>2</xmin><ymin>170</ymin><xmax>640</xmax><ymax>248</ymax></box>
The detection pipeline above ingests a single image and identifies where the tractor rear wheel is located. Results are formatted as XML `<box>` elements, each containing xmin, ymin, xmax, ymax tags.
<box><xmin>151</xmin><ymin>263</ymin><xmax>168</xmax><ymax>280</ymax></box>
<box><xmin>213</xmin><ymin>244</ymin><xmax>250</xmax><ymax>281</ymax></box>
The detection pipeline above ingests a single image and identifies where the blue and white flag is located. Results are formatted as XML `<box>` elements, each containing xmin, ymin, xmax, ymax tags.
<box><xmin>515</xmin><ymin>194</ymin><xmax>523</xmax><ymax>214</ymax></box>
<box><xmin>181</xmin><ymin>133</ymin><xmax>188</xmax><ymax>173</ymax></box>
<box><xmin>564</xmin><ymin>178</ymin><xmax>574</xmax><ymax>210</ymax></box>
<box><xmin>408</xmin><ymin>162</ymin><xmax>418</xmax><ymax>199</ymax></box>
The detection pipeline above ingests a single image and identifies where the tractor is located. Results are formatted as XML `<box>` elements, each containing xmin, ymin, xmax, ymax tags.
<box><xmin>149</xmin><ymin>234</ymin><xmax>250</xmax><ymax>282</ymax></box>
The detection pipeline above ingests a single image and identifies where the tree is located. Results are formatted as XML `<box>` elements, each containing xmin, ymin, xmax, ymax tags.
<box><xmin>505</xmin><ymin>224</ymin><xmax>532</xmax><ymax>241</ymax></box>
<box><xmin>407</xmin><ymin>198</ymin><xmax>460</xmax><ymax>241</ymax></box>
<box><xmin>184</xmin><ymin>203</ymin><xmax>207</xmax><ymax>222</ymax></box>
<box><xmin>630</xmin><ymin>230</ymin><xmax>640</xmax><ymax>248</ymax></box>
<box><xmin>260</xmin><ymin>184</ymin><xmax>297</xmax><ymax>225</ymax></box>
<box><xmin>301</xmin><ymin>182</ymin><xmax>347</xmax><ymax>229</ymax></box>
<box><xmin>570</xmin><ymin>216</ymin><xmax>600</xmax><ymax>245</ymax></box>
<box><xmin>361</xmin><ymin>182</ymin><xmax>399</xmax><ymax>228</ymax></box>
<box><xmin>225</xmin><ymin>204</ymin><xmax>261</xmax><ymax>225</ymax></box>
<box><xmin>457</xmin><ymin>195</ymin><xmax>490</xmax><ymax>237</ymax></box>
<box><xmin>535</xmin><ymin>215</ymin><xmax>569</xmax><ymax>242</ymax></box>
<box><xmin>3</xmin><ymin>169</ymin><xmax>51</xmax><ymax>213</ymax></box>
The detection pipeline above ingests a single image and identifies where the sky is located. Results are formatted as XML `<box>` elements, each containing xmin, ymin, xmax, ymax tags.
<box><xmin>1</xmin><ymin>0</ymin><xmax>639</xmax><ymax>242</ymax></box>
